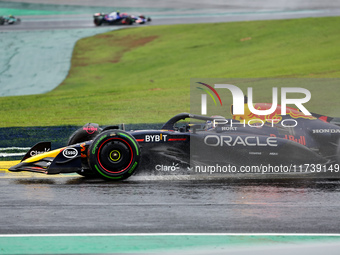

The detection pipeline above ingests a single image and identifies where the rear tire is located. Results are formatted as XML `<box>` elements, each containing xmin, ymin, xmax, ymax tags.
<box><xmin>123</xmin><ymin>17</ymin><xmax>133</xmax><ymax>25</ymax></box>
<box><xmin>88</xmin><ymin>130</ymin><xmax>140</xmax><ymax>180</ymax></box>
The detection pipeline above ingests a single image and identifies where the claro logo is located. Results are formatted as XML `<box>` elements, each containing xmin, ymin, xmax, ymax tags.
<box><xmin>30</xmin><ymin>148</ymin><xmax>50</xmax><ymax>157</ymax></box>
<box><xmin>62</xmin><ymin>148</ymin><xmax>78</xmax><ymax>158</ymax></box>
<box><xmin>198</xmin><ymin>83</ymin><xmax>311</xmax><ymax>116</ymax></box>
<box><xmin>204</xmin><ymin>135</ymin><xmax>278</xmax><ymax>147</ymax></box>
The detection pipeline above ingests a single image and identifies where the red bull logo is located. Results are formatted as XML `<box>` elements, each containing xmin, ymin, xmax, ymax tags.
<box><xmin>233</xmin><ymin>103</ymin><xmax>316</xmax><ymax>123</ymax></box>
<box><xmin>285</xmin><ymin>105</ymin><xmax>316</xmax><ymax>120</ymax></box>
<box><xmin>270</xmin><ymin>134</ymin><xmax>307</xmax><ymax>146</ymax></box>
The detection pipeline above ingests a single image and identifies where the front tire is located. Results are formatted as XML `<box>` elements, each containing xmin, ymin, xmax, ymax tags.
<box><xmin>94</xmin><ymin>18</ymin><xmax>103</xmax><ymax>26</ymax></box>
<box><xmin>88</xmin><ymin>130</ymin><xmax>140</xmax><ymax>180</ymax></box>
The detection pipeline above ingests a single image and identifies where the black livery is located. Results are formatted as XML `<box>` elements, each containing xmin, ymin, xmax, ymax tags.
<box><xmin>9</xmin><ymin>106</ymin><xmax>340</xmax><ymax>180</ymax></box>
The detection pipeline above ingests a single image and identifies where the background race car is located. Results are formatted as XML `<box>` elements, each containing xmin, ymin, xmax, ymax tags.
<box><xmin>0</xmin><ymin>15</ymin><xmax>21</xmax><ymax>25</ymax></box>
<box><xmin>93</xmin><ymin>11</ymin><xmax>151</xmax><ymax>26</ymax></box>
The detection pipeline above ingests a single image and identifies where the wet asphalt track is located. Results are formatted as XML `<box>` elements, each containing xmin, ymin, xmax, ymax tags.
<box><xmin>2</xmin><ymin>9</ymin><xmax>340</xmax><ymax>32</ymax></box>
<box><xmin>1</xmin><ymin>173</ymin><xmax>340</xmax><ymax>234</ymax></box>
<box><xmin>2</xmin><ymin>0</ymin><xmax>340</xmax><ymax>32</ymax></box>
<box><xmin>1</xmin><ymin>0</ymin><xmax>340</xmax><ymax>235</ymax></box>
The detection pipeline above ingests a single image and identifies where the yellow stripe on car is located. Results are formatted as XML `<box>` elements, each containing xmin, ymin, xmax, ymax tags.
<box><xmin>23</xmin><ymin>148</ymin><xmax>65</xmax><ymax>163</ymax></box>
<box><xmin>0</xmin><ymin>161</ymin><xmax>20</xmax><ymax>170</ymax></box>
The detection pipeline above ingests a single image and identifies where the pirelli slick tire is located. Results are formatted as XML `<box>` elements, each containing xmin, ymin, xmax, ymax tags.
<box><xmin>88</xmin><ymin>130</ymin><xmax>140</xmax><ymax>180</ymax></box>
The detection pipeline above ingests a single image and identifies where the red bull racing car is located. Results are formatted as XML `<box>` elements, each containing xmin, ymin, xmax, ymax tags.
<box><xmin>9</xmin><ymin>104</ymin><xmax>340</xmax><ymax>180</ymax></box>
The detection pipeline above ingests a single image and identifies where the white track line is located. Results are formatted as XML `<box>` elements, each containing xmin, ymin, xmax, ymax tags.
<box><xmin>1</xmin><ymin>233</ymin><xmax>340</xmax><ymax>237</ymax></box>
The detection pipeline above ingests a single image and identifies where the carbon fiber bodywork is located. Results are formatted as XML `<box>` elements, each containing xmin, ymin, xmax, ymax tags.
<box><xmin>8</xmin><ymin>111</ymin><xmax>340</xmax><ymax>180</ymax></box>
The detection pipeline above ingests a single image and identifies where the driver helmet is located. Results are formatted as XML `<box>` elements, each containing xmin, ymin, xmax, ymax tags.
<box><xmin>205</xmin><ymin>115</ymin><xmax>225</xmax><ymax>130</ymax></box>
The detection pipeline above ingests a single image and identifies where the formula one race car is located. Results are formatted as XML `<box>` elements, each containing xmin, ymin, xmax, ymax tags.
<box><xmin>0</xmin><ymin>15</ymin><xmax>21</xmax><ymax>25</ymax></box>
<box><xmin>93</xmin><ymin>11</ymin><xmax>151</xmax><ymax>26</ymax></box>
<box><xmin>9</xmin><ymin>104</ymin><xmax>340</xmax><ymax>180</ymax></box>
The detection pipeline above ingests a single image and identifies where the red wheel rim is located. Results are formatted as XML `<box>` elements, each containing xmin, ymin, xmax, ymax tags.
<box><xmin>97</xmin><ymin>138</ymin><xmax>133</xmax><ymax>174</ymax></box>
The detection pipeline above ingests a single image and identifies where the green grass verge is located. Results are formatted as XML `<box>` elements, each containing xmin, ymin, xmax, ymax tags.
<box><xmin>1</xmin><ymin>16</ymin><xmax>340</xmax><ymax>127</ymax></box>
